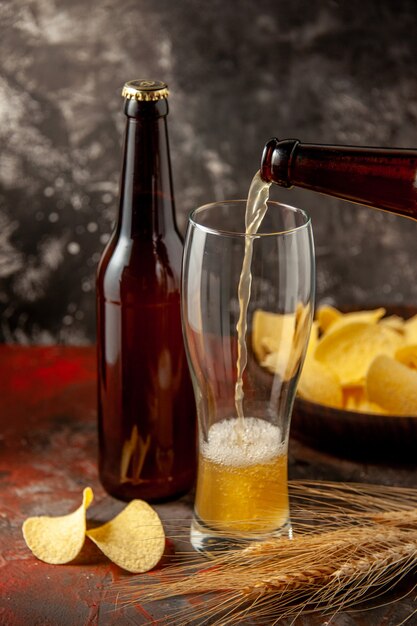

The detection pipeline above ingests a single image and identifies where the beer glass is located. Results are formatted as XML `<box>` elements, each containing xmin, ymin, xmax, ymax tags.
<box><xmin>181</xmin><ymin>199</ymin><xmax>315</xmax><ymax>551</ymax></box>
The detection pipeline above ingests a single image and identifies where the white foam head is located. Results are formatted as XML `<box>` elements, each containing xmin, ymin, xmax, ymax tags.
<box><xmin>201</xmin><ymin>417</ymin><xmax>284</xmax><ymax>467</ymax></box>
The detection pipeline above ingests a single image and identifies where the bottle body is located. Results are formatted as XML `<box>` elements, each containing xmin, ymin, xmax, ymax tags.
<box><xmin>261</xmin><ymin>138</ymin><xmax>417</xmax><ymax>220</ymax></box>
<box><xmin>96</xmin><ymin>81</ymin><xmax>196</xmax><ymax>502</ymax></box>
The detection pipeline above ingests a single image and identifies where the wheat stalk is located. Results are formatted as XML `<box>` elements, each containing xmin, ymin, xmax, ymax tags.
<box><xmin>116</xmin><ymin>481</ymin><xmax>417</xmax><ymax>625</ymax></box>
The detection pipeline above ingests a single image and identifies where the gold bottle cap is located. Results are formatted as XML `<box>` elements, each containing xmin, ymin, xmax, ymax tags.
<box><xmin>121</xmin><ymin>79</ymin><xmax>169</xmax><ymax>101</ymax></box>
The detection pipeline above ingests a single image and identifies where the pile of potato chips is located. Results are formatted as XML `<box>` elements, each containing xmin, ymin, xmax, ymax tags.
<box><xmin>22</xmin><ymin>488</ymin><xmax>165</xmax><ymax>573</ymax></box>
<box><xmin>254</xmin><ymin>306</ymin><xmax>417</xmax><ymax>416</ymax></box>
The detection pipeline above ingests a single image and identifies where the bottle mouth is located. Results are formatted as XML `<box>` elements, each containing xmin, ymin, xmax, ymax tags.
<box><xmin>260</xmin><ymin>137</ymin><xmax>280</xmax><ymax>183</ymax></box>
<box><xmin>260</xmin><ymin>138</ymin><xmax>300</xmax><ymax>188</ymax></box>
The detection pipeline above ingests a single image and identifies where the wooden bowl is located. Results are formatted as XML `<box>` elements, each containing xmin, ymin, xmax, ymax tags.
<box><xmin>291</xmin><ymin>397</ymin><xmax>417</xmax><ymax>462</ymax></box>
<box><xmin>291</xmin><ymin>304</ymin><xmax>417</xmax><ymax>464</ymax></box>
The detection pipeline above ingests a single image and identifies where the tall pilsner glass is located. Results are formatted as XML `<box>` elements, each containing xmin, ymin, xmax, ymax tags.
<box><xmin>181</xmin><ymin>200</ymin><xmax>315</xmax><ymax>551</ymax></box>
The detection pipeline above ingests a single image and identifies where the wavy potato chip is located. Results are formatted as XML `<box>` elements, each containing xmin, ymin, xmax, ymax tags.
<box><xmin>379</xmin><ymin>315</ymin><xmax>405</xmax><ymax>333</ymax></box>
<box><xmin>342</xmin><ymin>386</ymin><xmax>385</xmax><ymax>414</ymax></box>
<box><xmin>342</xmin><ymin>386</ymin><xmax>366</xmax><ymax>411</ymax></box>
<box><xmin>292</xmin><ymin>303</ymin><xmax>313</xmax><ymax>368</ymax></box>
<box><xmin>260</xmin><ymin>306</ymin><xmax>312</xmax><ymax>380</ymax></box>
<box><xmin>404</xmin><ymin>314</ymin><xmax>417</xmax><ymax>344</ymax></box>
<box><xmin>298</xmin><ymin>358</ymin><xmax>343</xmax><ymax>408</ymax></box>
<box><xmin>356</xmin><ymin>399</ymin><xmax>387</xmax><ymax>414</ymax></box>
<box><xmin>259</xmin><ymin>333</ymin><xmax>294</xmax><ymax>380</ymax></box>
<box><xmin>262</xmin><ymin>348</ymin><xmax>290</xmax><ymax>378</ymax></box>
<box><xmin>322</xmin><ymin>308</ymin><xmax>386</xmax><ymax>337</ymax></box>
<box><xmin>252</xmin><ymin>310</ymin><xmax>295</xmax><ymax>363</ymax></box>
<box><xmin>366</xmin><ymin>355</ymin><xmax>417</xmax><ymax>416</ymax></box>
<box><xmin>316</xmin><ymin>305</ymin><xmax>342</xmax><ymax>333</ymax></box>
<box><xmin>22</xmin><ymin>487</ymin><xmax>93</xmax><ymax>564</ymax></box>
<box><xmin>395</xmin><ymin>344</ymin><xmax>417</xmax><ymax>369</ymax></box>
<box><xmin>86</xmin><ymin>500</ymin><xmax>165</xmax><ymax>573</ymax></box>
<box><xmin>315</xmin><ymin>321</ymin><xmax>402</xmax><ymax>387</ymax></box>
<box><xmin>305</xmin><ymin>321</ymin><xmax>319</xmax><ymax>359</ymax></box>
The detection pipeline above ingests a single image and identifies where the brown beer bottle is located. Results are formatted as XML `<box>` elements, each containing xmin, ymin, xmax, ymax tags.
<box><xmin>261</xmin><ymin>138</ymin><xmax>417</xmax><ymax>220</ymax></box>
<box><xmin>96</xmin><ymin>80</ymin><xmax>196</xmax><ymax>502</ymax></box>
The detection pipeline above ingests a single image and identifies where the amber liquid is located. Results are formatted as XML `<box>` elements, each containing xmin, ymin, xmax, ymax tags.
<box><xmin>195</xmin><ymin>418</ymin><xmax>289</xmax><ymax>534</ymax></box>
<box><xmin>97</xmin><ymin>292</ymin><xmax>195</xmax><ymax>501</ymax></box>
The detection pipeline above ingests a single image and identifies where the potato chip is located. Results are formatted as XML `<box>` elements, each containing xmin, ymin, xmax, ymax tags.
<box><xmin>297</xmin><ymin>358</ymin><xmax>343</xmax><ymax>408</ymax></box>
<box><xmin>379</xmin><ymin>314</ymin><xmax>404</xmax><ymax>333</ymax></box>
<box><xmin>252</xmin><ymin>310</ymin><xmax>295</xmax><ymax>363</ymax></box>
<box><xmin>395</xmin><ymin>344</ymin><xmax>417</xmax><ymax>369</ymax></box>
<box><xmin>322</xmin><ymin>307</ymin><xmax>386</xmax><ymax>337</ymax></box>
<box><xmin>22</xmin><ymin>487</ymin><xmax>93</xmax><ymax>564</ymax></box>
<box><xmin>315</xmin><ymin>321</ymin><xmax>402</xmax><ymax>386</ymax></box>
<box><xmin>356</xmin><ymin>399</ymin><xmax>387</xmax><ymax>414</ymax></box>
<box><xmin>259</xmin><ymin>335</ymin><xmax>285</xmax><ymax>356</ymax></box>
<box><xmin>404</xmin><ymin>314</ymin><xmax>417</xmax><ymax>344</ymax></box>
<box><xmin>261</xmin><ymin>349</ymin><xmax>289</xmax><ymax>377</ymax></box>
<box><xmin>342</xmin><ymin>386</ymin><xmax>384</xmax><ymax>413</ymax></box>
<box><xmin>257</xmin><ymin>305</ymin><xmax>312</xmax><ymax>380</ymax></box>
<box><xmin>344</xmin><ymin>394</ymin><xmax>357</xmax><ymax>411</ymax></box>
<box><xmin>86</xmin><ymin>500</ymin><xmax>165</xmax><ymax>573</ymax></box>
<box><xmin>306</xmin><ymin>321</ymin><xmax>319</xmax><ymax>359</ymax></box>
<box><xmin>342</xmin><ymin>386</ymin><xmax>366</xmax><ymax>410</ymax></box>
<box><xmin>316</xmin><ymin>305</ymin><xmax>342</xmax><ymax>333</ymax></box>
<box><xmin>292</xmin><ymin>302</ymin><xmax>313</xmax><ymax>365</ymax></box>
<box><xmin>259</xmin><ymin>335</ymin><xmax>295</xmax><ymax>379</ymax></box>
<box><xmin>366</xmin><ymin>354</ymin><xmax>417</xmax><ymax>416</ymax></box>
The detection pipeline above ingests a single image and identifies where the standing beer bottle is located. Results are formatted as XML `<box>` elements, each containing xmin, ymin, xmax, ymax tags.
<box><xmin>261</xmin><ymin>138</ymin><xmax>417</xmax><ymax>220</ymax></box>
<box><xmin>96</xmin><ymin>79</ymin><xmax>196</xmax><ymax>502</ymax></box>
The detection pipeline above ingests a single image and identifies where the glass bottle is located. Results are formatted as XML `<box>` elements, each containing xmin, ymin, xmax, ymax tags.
<box><xmin>96</xmin><ymin>79</ymin><xmax>196</xmax><ymax>502</ymax></box>
<box><xmin>261</xmin><ymin>138</ymin><xmax>417</xmax><ymax>220</ymax></box>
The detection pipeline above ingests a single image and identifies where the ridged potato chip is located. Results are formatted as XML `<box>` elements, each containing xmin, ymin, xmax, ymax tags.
<box><xmin>321</xmin><ymin>307</ymin><xmax>386</xmax><ymax>337</ymax></box>
<box><xmin>86</xmin><ymin>500</ymin><xmax>165</xmax><ymax>573</ymax></box>
<box><xmin>252</xmin><ymin>310</ymin><xmax>295</xmax><ymax>363</ymax></box>
<box><xmin>404</xmin><ymin>314</ymin><xmax>417</xmax><ymax>344</ymax></box>
<box><xmin>356</xmin><ymin>399</ymin><xmax>387</xmax><ymax>414</ymax></box>
<box><xmin>298</xmin><ymin>358</ymin><xmax>343</xmax><ymax>408</ymax></box>
<box><xmin>306</xmin><ymin>321</ymin><xmax>319</xmax><ymax>359</ymax></box>
<box><xmin>254</xmin><ymin>305</ymin><xmax>312</xmax><ymax>381</ymax></box>
<box><xmin>379</xmin><ymin>315</ymin><xmax>404</xmax><ymax>333</ymax></box>
<box><xmin>395</xmin><ymin>344</ymin><xmax>417</xmax><ymax>369</ymax></box>
<box><xmin>342</xmin><ymin>386</ymin><xmax>366</xmax><ymax>411</ymax></box>
<box><xmin>366</xmin><ymin>355</ymin><xmax>417</xmax><ymax>416</ymax></box>
<box><xmin>315</xmin><ymin>321</ymin><xmax>402</xmax><ymax>387</ymax></box>
<box><xmin>262</xmin><ymin>348</ymin><xmax>291</xmax><ymax>378</ymax></box>
<box><xmin>316</xmin><ymin>305</ymin><xmax>342</xmax><ymax>333</ymax></box>
<box><xmin>292</xmin><ymin>303</ymin><xmax>313</xmax><ymax>369</ymax></box>
<box><xmin>22</xmin><ymin>487</ymin><xmax>93</xmax><ymax>564</ymax></box>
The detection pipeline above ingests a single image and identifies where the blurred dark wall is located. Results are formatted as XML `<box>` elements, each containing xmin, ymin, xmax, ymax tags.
<box><xmin>1</xmin><ymin>0</ymin><xmax>417</xmax><ymax>343</ymax></box>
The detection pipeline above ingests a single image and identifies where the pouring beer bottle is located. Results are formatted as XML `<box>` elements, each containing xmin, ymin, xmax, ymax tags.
<box><xmin>96</xmin><ymin>80</ymin><xmax>196</xmax><ymax>502</ymax></box>
<box><xmin>261</xmin><ymin>138</ymin><xmax>417</xmax><ymax>220</ymax></box>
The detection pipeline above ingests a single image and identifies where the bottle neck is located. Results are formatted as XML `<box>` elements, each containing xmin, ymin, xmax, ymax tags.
<box><xmin>117</xmin><ymin>99</ymin><xmax>177</xmax><ymax>238</ymax></box>
<box><xmin>261</xmin><ymin>138</ymin><xmax>417</xmax><ymax>220</ymax></box>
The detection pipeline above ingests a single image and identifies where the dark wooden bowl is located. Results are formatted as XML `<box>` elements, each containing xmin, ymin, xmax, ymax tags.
<box><xmin>291</xmin><ymin>397</ymin><xmax>417</xmax><ymax>463</ymax></box>
<box><xmin>291</xmin><ymin>304</ymin><xmax>417</xmax><ymax>464</ymax></box>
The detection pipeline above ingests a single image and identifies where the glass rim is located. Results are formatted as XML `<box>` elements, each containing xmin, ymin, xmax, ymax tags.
<box><xmin>188</xmin><ymin>199</ymin><xmax>312</xmax><ymax>238</ymax></box>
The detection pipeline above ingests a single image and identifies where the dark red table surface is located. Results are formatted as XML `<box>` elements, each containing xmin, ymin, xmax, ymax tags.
<box><xmin>0</xmin><ymin>345</ymin><xmax>416</xmax><ymax>626</ymax></box>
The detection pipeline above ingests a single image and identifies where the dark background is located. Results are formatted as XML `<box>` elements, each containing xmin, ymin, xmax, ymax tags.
<box><xmin>1</xmin><ymin>0</ymin><xmax>417</xmax><ymax>344</ymax></box>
